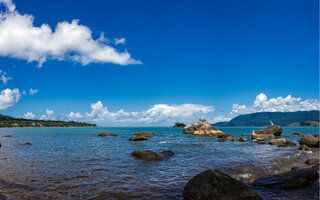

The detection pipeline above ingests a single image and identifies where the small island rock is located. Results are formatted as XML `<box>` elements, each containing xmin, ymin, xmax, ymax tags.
<box><xmin>131</xmin><ymin>150</ymin><xmax>163</xmax><ymax>161</ymax></box>
<box><xmin>183</xmin><ymin>170</ymin><xmax>263</xmax><ymax>200</ymax></box>
<box><xmin>97</xmin><ymin>132</ymin><xmax>117</xmax><ymax>137</ymax></box>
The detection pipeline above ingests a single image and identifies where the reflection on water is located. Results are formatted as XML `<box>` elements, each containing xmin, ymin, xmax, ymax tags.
<box><xmin>0</xmin><ymin>127</ymin><xmax>318</xmax><ymax>199</ymax></box>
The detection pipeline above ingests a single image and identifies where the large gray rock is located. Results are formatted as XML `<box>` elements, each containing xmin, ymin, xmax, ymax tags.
<box><xmin>183</xmin><ymin>120</ymin><xmax>209</xmax><ymax>134</ymax></box>
<box><xmin>183</xmin><ymin>170</ymin><xmax>263</xmax><ymax>200</ymax></box>
<box><xmin>253</xmin><ymin>167</ymin><xmax>319</xmax><ymax>189</ymax></box>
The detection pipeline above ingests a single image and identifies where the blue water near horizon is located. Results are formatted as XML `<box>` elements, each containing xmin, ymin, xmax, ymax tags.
<box><xmin>0</xmin><ymin>127</ymin><xmax>318</xmax><ymax>199</ymax></box>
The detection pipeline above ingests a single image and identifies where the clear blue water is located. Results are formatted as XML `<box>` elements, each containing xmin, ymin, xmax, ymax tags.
<box><xmin>0</xmin><ymin>127</ymin><xmax>318</xmax><ymax>199</ymax></box>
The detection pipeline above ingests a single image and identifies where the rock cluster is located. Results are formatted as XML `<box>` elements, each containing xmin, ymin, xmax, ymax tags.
<box><xmin>183</xmin><ymin>120</ymin><xmax>224</xmax><ymax>136</ymax></box>
<box><xmin>251</xmin><ymin>125</ymin><xmax>282</xmax><ymax>140</ymax></box>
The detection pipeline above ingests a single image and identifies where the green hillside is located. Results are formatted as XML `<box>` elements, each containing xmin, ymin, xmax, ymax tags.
<box><xmin>0</xmin><ymin>114</ymin><xmax>96</xmax><ymax>127</ymax></box>
<box><xmin>213</xmin><ymin>111</ymin><xmax>320</xmax><ymax>127</ymax></box>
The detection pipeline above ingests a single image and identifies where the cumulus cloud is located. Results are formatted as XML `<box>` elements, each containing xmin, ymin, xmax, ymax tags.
<box><xmin>212</xmin><ymin>93</ymin><xmax>320</xmax><ymax>123</ymax></box>
<box><xmin>66</xmin><ymin>101</ymin><xmax>215</xmax><ymax>125</ymax></box>
<box><xmin>0</xmin><ymin>0</ymin><xmax>140</xmax><ymax>67</ymax></box>
<box><xmin>23</xmin><ymin>112</ymin><xmax>35</xmax><ymax>119</ymax></box>
<box><xmin>0</xmin><ymin>88</ymin><xmax>20</xmax><ymax>110</ymax></box>
<box><xmin>40</xmin><ymin>109</ymin><xmax>55</xmax><ymax>120</ymax></box>
<box><xmin>114</xmin><ymin>38</ymin><xmax>126</xmax><ymax>45</ymax></box>
<box><xmin>29</xmin><ymin>88</ymin><xmax>38</xmax><ymax>95</ymax></box>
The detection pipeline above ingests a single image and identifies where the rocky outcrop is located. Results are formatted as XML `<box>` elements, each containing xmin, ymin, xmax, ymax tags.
<box><xmin>160</xmin><ymin>150</ymin><xmax>175</xmax><ymax>157</ymax></box>
<box><xmin>265</xmin><ymin>125</ymin><xmax>283</xmax><ymax>136</ymax></box>
<box><xmin>253</xmin><ymin>166</ymin><xmax>319</xmax><ymax>189</ymax></box>
<box><xmin>299</xmin><ymin>135</ymin><xmax>319</xmax><ymax>148</ymax></box>
<box><xmin>183</xmin><ymin>170</ymin><xmax>263</xmax><ymax>200</ymax></box>
<box><xmin>252</xmin><ymin>125</ymin><xmax>283</xmax><ymax>140</ymax></box>
<box><xmin>129</xmin><ymin>132</ymin><xmax>155</xmax><ymax>141</ymax></box>
<box><xmin>183</xmin><ymin>120</ymin><xmax>224</xmax><ymax>136</ymax></box>
<box><xmin>97</xmin><ymin>132</ymin><xmax>117</xmax><ymax>137</ymax></box>
<box><xmin>131</xmin><ymin>150</ymin><xmax>163</xmax><ymax>161</ymax></box>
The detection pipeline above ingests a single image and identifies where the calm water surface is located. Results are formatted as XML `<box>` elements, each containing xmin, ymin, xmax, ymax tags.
<box><xmin>0</xmin><ymin>127</ymin><xmax>318</xmax><ymax>200</ymax></box>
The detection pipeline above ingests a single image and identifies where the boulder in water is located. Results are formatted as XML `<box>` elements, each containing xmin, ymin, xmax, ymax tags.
<box><xmin>265</xmin><ymin>125</ymin><xmax>283</xmax><ymax>136</ymax></box>
<box><xmin>252</xmin><ymin>125</ymin><xmax>283</xmax><ymax>140</ymax></box>
<box><xmin>278</xmin><ymin>140</ymin><xmax>296</xmax><ymax>147</ymax></box>
<box><xmin>129</xmin><ymin>132</ymin><xmax>155</xmax><ymax>141</ymax></box>
<box><xmin>253</xmin><ymin>167</ymin><xmax>319</xmax><ymax>189</ymax></box>
<box><xmin>269</xmin><ymin>138</ymin><xmax>286</xmax><ymax>145</ymax></box>
<box><xmin>134</xmin><ymin>132</ymin><xmax>155</xmax><ymax>137</ymax></box>
<box><xmin>299</xmin><ymin>135</ymin><xmax>319</xmax><ymax>148</ymax></box>
<box><xmin>183</xmin><ymin>170</ymin><xmax>263</xmax><ymax>200</ymax></box>
<box><xmin>97</xmin><ymin>132</ymin><xmax>117</xmax><ymax>137</ymax></box>
<box><xmin>131</xmin><ymin>150</ymin><xmax>163</xmax><ymax>161</ymax></box>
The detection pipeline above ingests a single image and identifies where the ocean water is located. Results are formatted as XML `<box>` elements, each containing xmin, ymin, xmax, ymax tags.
<box><xmin>0</xmin><ymin>127</ymin><xmax>318</xmax><ymax>200</ymax></box>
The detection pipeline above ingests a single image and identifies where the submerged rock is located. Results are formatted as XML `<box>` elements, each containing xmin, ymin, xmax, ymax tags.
<box><xmin>299</xmin><ymin>135</ymin><xmax>319</xmax><ymax>148</ymax></box>
<box><xmin>293</xmin><ymin>132</ymin><xmax>302</xmax><ymax>135</ymax></box>
<box><xmin>97</xmin><ymin>132</ymin><xmax>117</xmax><ymax>137</ymax></box>
<box><xmin>131</xmin><ymin>150</ymin><xmax>163</xmax><ymax>161</ymax></box>
<box><xmin>183</xmin><ymin>170</ymin><xmax>263</xmax><ymax>200</ymax></box>
<box><xmin>252</xmin><ymin>138</ymin><xmax>266</xmax><ymax>144</ymax></box>
<box><xmin>239</xmin><ymin>137</ymin><xmax>248</xmax><ymax>142</ymax></box>
<box><xmin>298</xmin><ymin>144</ymin><xmax>312</xmax><ymax>151</ymax></box>
<box><xmin>4</xmin><ymin>135</ymin><xmax>12</xmax><ymax>137</ymax></box>
<box><xmin>253</xmin><ymin>167</ymin><xmax>319</xmax><ymax>189</ymax></box>
<box><xmin>20</xmin><ymin>142</ymin><xmax>32</xmax><ymax>146</ymax></box>
<box><xmin>160</xmin><ymin>150</ymin><xmax>175</xmax><ymax>156</ymax></box>
<box><xmin>134</xmin><ymin>132</ymin><xmax>155</xmax><ymax>137</ymax></box>
<box><xmin>305</xmin><ymin>159</ymin><xmax>319</xmax><ymax>165</ymax></box>
<box><xmin>278</xmin><ymin>140</ymin><xmax>296</xmax><ymax>147</ymax></box>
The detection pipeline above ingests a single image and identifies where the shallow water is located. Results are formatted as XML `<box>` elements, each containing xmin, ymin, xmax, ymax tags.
<box><xmin>0</xmin><ymin>127</ymin><xmax>318</xmax><ymax>199</ymax></box>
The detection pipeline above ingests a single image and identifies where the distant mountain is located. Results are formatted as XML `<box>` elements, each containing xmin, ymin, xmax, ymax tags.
<box><xmin>213</xmin><ymin>111</ymin><xmax>320</xmax><ymax>127</ymax></box>
<box><xmin>0</xmin><ymin>114</ymin><xmax>96</xmax><ymax>127</ymax></box>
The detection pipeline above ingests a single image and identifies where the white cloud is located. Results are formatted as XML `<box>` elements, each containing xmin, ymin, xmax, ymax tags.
<box><xmin>29</xmin><ymin>88</ymin><xmax>38</xmax><ymax>95</ymax></box>
<box><xmin>23</xmin><ymin>112</ymin><xmax>35</xmax><ymax>119</ymax></box>
<box><xmin>212</xmin><ymin>93</ymin><xmax>320</xmax><ymax>123</ymax></box>
<box><xmin>0</xmin><ymin>0</ymin><xmax>15</xmax><ymax>12</ymax></box>
<box><xmin>0</xmin><ymin>70</ymin><xmax>13</xmax><ymax>84</ymax></box>
<box><xmin>114</xmin><ymin>38</ymin><xmax>126</xmax><ymax>45</ymax></box>
<box><xmin>66</xmin><ymin>101</ymin><xmax>215</xmax><ymax>125</ymax></box>
<box><xmin>0</xmin><ymin>88</ymin><xmax>20</xmax><ymax>110</ymax></box>
<box><xmin>40</xmin><ymin>109</ymin><xmax>55</xmax><ymax>120</ymax></box>
<box><xmin>0</xmin><ymin>0</ymin><xmax>140</xmax><ymax>67</ymax></box>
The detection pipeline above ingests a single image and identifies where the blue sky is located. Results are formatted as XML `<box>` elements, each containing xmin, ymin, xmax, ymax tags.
<box><xmin>0</xmin><ymin>0</ymin><xmax>318</xmax><ymax>126</ymax></box>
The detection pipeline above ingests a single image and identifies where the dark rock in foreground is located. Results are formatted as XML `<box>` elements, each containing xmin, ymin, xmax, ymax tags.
<box><xmin>299</xmin><ymin>135</ymin><xmax>319</xmax><ymax>148</ymax></box>
<box><xmin>131</xmin><ymin>150</ymin><xmax>163</xmax><ymax>161</ymax></box>
<box><xmin>97</xmin><ymin>132</ymin><xmax>117</xmax><ymax>137</ymax></box>
<box><xmin>253</xmin><ymin>166</ymin><xmax>319</xmax><ymax>189</ymax></box>
<box><xmin>160</xmin><ymin>150</ymin><xmax>175</xmax><ymax>156</ymax></box>
<box><xmin>183</xmin><ymin>170</ymin><xmax>262</xmax><ymax>200</ymax></box>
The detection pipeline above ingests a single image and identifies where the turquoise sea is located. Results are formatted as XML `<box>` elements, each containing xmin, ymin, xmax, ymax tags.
<box><xmin>0</xmin><ymin>127</ymin><xmax>318</xmax><ymax>199</ymax></box>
